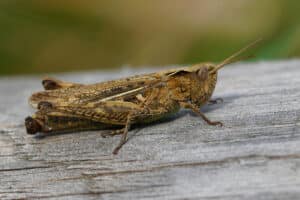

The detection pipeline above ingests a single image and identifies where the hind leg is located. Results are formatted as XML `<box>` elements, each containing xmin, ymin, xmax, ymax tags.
<box><xmin>42</xmin><ymin>77</ymin><xmax>83</xmax><ymax>90</ymax></box>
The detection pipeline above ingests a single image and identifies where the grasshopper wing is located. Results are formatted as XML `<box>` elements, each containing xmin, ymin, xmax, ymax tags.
<box><xmin>29</xmin><ymin>72</ymin><xmax>162</xmax><ymax>108</ymax></box>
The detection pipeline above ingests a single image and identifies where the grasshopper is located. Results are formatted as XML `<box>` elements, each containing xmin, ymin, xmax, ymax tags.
<box><xmin>25</xmin><ymin>40</ymin><xmax>260</xmax><ymax>154</ymax></box>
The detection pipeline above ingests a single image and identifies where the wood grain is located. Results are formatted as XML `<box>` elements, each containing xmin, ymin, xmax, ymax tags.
<box><xmin>0</xmin><ymin>60</ymin><xmax>300</xmax><ymax>199</ymax></box>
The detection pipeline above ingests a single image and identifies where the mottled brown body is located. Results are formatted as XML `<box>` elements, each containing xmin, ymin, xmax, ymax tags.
<box><xmin>25</xmin><ymin>40</ymin><xmax>260</xmax><ymax>154</ymax></box>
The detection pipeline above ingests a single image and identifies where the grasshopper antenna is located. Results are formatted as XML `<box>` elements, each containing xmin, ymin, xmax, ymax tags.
<box><xmin>210</xmin><ymin>38</ymin><xmax>262</xmax><ymax>74</ymax></box>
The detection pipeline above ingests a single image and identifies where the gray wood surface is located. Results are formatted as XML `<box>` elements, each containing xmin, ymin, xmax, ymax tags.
<box><xmin>0</xmin><ymin>60</ymin><xmax>300</xmax><ymax>200</ymax></box>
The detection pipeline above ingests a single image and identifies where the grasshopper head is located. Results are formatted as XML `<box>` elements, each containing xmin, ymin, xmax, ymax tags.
<box><xmin>188</xmin><ymin>63</ymin><xmax>218</xmax><ymax>106</ymax></box>
<box><xmin>189</xmin><ymin>39</ymin><xmax>261</xmax><ymax>106</ymax></box>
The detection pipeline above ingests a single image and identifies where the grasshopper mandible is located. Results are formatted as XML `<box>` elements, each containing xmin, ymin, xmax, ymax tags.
<box><xmin>25</xmin><ymin>40</ymin><xmax>260</xmax><ymax>154</ymax></box>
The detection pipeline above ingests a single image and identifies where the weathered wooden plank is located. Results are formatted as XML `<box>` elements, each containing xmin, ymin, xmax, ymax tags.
<box><xmin>0</xmin><ymin>60</ymin><xmax>300</xmax><ymax>199</ymax></box>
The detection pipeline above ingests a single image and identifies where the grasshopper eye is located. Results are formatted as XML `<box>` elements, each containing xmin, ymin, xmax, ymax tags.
<box><xmin>197</xmin><ymin>67</ymin><xmax>208</xmax><ymax>80</ymax></box>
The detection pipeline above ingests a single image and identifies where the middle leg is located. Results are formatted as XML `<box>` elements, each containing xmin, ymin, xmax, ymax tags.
<box><xmin>208</xmin><ymin>98</ymin><xmax>223</xmax><ymax>105</ymax></box>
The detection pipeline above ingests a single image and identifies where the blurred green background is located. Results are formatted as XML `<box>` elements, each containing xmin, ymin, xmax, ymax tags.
<box><xmin>0</xmin><ymin>0</ymin><xmax>299</xmax><ymax>75</ymax></box>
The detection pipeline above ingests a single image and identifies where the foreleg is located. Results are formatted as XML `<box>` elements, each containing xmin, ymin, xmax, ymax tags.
<box><xmin>180</xmin><ymin>102</ymin><xmax>223</xmax><ymax>126</ymax></box>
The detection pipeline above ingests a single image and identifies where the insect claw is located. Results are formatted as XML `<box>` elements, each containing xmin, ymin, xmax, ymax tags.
<box><xmin>112</xmin><ymin>147</ymin><xmax>120</xmax><ymax>155</ymax></box>
<box><xmin>112</xmin><ymin>137</ymin><xmax>129</xmax><ymax>155</ymax></box>
<box><xmin>216</xmin><ymin>98</ymin><xmax>223</xmax><ymax>103</ymax></box>
<box><xmin>101</xmin><ymin>129</ymin><xmax>124</xmax><ymax>138</ymax></box>
<box><xmin>208</xmin><ymin>98</ymin><xmax>223</xmax><ymax>105</ymax></box>
<box><xmin>101</xmin><ymin>133</ymin><xmax>107</xmax><ymax>138</ymax></box>
<box><xmin>212</xmin><ymin>121</ymin><xmax>223</xmax><ymax>127</ymax></box>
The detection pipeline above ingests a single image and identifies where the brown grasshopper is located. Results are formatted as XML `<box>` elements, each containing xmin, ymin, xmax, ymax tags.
<box><xmin>25</xmin><ymin>40</ymin><xmax>260</xmax><ymax>154</ymax></box>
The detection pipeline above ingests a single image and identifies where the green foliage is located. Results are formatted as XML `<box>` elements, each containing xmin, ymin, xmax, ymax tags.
<box><xmin>0</xmin><ymin>1</ymin><xmax>299</xmax><ymax>75</ymax></box>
